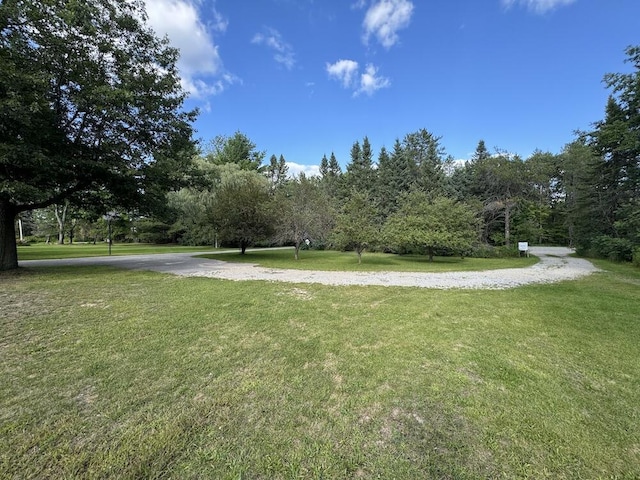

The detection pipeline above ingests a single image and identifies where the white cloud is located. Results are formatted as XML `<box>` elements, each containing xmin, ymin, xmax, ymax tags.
<box><xmin>252</xmin><ymin>28</ymin><xmax>295</xmax><ymax>70</ymax></box>
<box><xmin>501</xmin><ymin>0</ymin><xmax>576</xmax><ymax>14</ymax></box>
<box><xmin>356</xmin><ymin>64</ymin><xmax>390</xmax><ymax>96</ymax></box>
<box><xmin>209</xmin><ymin>8</ymin><xmax>228</xmax><ymax>33</ymax></box>
<box><xmin>327</xmin><ymin>60</ymin><xmax>390</xmax><ymax>96</ymax></box>
<box><xmin>144</xmin><ymin>0</ymin><xmax>237</xmax><ymax>98</ymax></box>
<box><xmin>362</xmin><ymin>0</ymin><xmax>414</xmax><ymax>49</ymax></box>
<box><xmin>326</xmin><ymin>59</ymin><xmax>360</xmax><ymax>88</ymax></box>
<box><xmin>286</xmin><ymin>162</ymin><xmax>320</xmax><ymax>178</ymax></box>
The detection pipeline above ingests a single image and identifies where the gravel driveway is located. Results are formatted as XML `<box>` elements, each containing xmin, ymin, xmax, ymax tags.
<box><xmin>20</xmin><ymin>246</ymin><xmax>599</xmax><ymax>290</ymax></box>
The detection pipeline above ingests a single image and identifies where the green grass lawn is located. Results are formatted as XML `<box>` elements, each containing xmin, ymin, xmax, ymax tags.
<box><xmin>17</xmin><ymin>242</ymin><xmax>221</xmax><ymax>260</ymax></box>
<box><xmin>201</xmin><ymin>248</ymin><xmax>539</xmax><ymax>272</ymax></box>
<box><xmin>1</xmin><ymin>260</ymin><xmax>639</xmax><ymax>478</ymax></box>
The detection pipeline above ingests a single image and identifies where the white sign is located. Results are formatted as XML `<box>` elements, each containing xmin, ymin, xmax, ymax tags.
<box><xmin>518</xmin><ymin>242</ymin><xmax>529</xmax><ymax>251</ymax></box>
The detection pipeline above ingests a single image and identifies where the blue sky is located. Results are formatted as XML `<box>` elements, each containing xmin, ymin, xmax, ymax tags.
<box><xmin>144</xmin><ymin>0</ymin><xmax>640</xmax><ymax>176</ymax></box>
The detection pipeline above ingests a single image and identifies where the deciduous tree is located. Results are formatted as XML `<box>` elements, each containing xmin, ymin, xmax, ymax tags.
<box><xmin>332</xmin><ymin>190</ymin><xmax>379</xmax><ymax>263</ymax></box>
<box><xmin>211</xmin><ymin>165</ymin><xmax>274</xmax><ymax>254</ymax></box>
<box><xmin>205</xmin><ymin>132</ymin><xmax>266</xmax><ymax>171</ymax></box>
<box><xmin>0</xmin><ymin>0</ymin><xmax>197</xmax><ymax>270</ymax></box>
<box><xmin>383</xmin><ymin>192</ymin><xmax>479</xmax><ymax>261</ymax></box>
<box><xmin>273</xmin><ymin>175</ymin><xmax>334</xmax><ymax>260</ymax></box>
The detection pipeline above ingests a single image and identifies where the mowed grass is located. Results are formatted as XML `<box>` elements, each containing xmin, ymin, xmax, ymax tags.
<box><xmin>1</xmin><ymin>261</ymin><xmax>639</xmax><ymax>478</ymax></box>
<box><xmin>202</xmin><ymin>248</ymin><xmax>539</xmax><ymax>272</ymax></box>
<box><xmin>17</xmin><ymin>242</ymin><xmax>221</xmax><ymax>260</ymax></box>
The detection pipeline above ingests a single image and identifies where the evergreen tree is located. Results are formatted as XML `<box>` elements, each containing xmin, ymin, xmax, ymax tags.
<box><xmin>319</xmin><ymin>152</ymin><xmax>342</xmax><ymax>200</ymax></box>
<box><xmin>345</xmin><ymin>137</ymin><xmax>375</xmax><ymax>194</ymax></box>
<box><xmin>403</xmin><ymin>129</ymin><xmax>446</xmax><ymax>195</ymax></box>
<box><xmin>580</xmin><ymin>45</ymin><xmax>640</xmax><ymax>259</ymax></box>
<box><xmin>266</xmin><ymin>154</ymin><xmax>289</xmax><ymax>192</ymax></box>
<box><xmin>328</xmin><ymin>152</ymin><xmax>342</xmax><ymax>177</ymax></box>
<box><xmin>375</xmin><ymin>140</ymin><xmax>416</xmax><ymax>217</ymax></box>
<box><xmin>555</xmin><ymin>140</ymin><xmax>598</xmax><ymax>248</ymax></box>
<box><xmin>319</xmin><ymin>154</ymin><xmax>329</xmax><ymax>177</ymax></box>
<box><xmin>472</xmin><ymin>140</ymin><xmax>491</xmax><ymax>163</ymax></box>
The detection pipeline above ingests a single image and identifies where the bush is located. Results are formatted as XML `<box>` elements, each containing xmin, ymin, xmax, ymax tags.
<box><xmin>591</xmin><ymin>236</ymin><xmax>634</xmax><ymax>262</ymax></box>
<box><xmin>469</xmin><ymin>244</ymin><xmax>520</xmax><ymax>258</ymax></box>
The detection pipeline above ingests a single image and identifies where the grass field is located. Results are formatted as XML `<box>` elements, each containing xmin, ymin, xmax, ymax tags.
<box><xmin>1</xmin><ymin>257</ymin><xmax>639</xmax><ymax>478</ymax></box>
<box><xmin>203</xmin><ymin>248</ymin><xmax>539</xmax><ymax>272</ymax></box>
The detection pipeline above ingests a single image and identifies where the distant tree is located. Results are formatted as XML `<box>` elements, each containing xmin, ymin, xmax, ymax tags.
<box><xmin>168</xmin><ymin>187</ymin><xmax>217</xmax><ymax>246</ymax></box>
<box><xmin>514</xmin><ymin>150</ymin><xmax>557</xmax><ymax>244</ymax></box>
<box><xmin>211</xmin><ymin>165</ymin><xmax>274</xmax><ymax>254</ymax></box>
<box><xmin>472</xmin><ymin>140</ymin><xmax>491</xmax><ymax>163</ymax></box>
<box><xmin>555</xmin><ymin>140</ymin><xmax>599</xmax><ymax>249</ymax></box>
<box><xmin>205</xmin><ymin>132</ymin><xmax>266</xmax><ymax>171</ymax></box>
<box><xmin>332</xmin><ymin>190</ymin><xmax>379</xmax><ymax>263</ymax></box>
<box><xmin>450</xmin><ymin>140</ymin><xmax>492</xmax><ymax>201</ymax></box>
<box><xmin>319</xmin><ymin>152</ymin><xmax>343</xmax><ymax>199</ymax></box>
<box><xmin>362</xmin><ymin>136</ymin><xmax>373</xmax><ymax>169</ymax></box>
<box><xmin>373</xmin><ymin>146</ymin><xmax>394</xmax><ymax>216</ymax></box>
<box><xmin>403</xmin><ymin>128</ymin><xmax>447</xmax><ymax>195</ymax></box>
<box><xmin>266</xmin><ymin>154</ymin><xmax>289</xmax><ymax>192</ymax></box>
<box><xmin>383</xmin><ymin>192</ymin><xmax>480</xmax><ymax>261</ymax></box>
<box><xmin>472</xmin><ymin>152</ymin><xmax>527</xmax><ymax>246</ymax></box>
<box><xmin>0</xmin><ymin>0</ymin><xmax>198</xmax><ymax>270</ymax></box>
<box><xmin>375</xmin><ymin>140</ymin><xmax>417</xmax><ymax>217</ymax></box>
<box><xmin>345</xmin><ymin>137</ymin><xmax>375</xmax><ymax>194</ymax></box>
<box><xmin>273</xmin><ymin>175</ymin><xmax>334</xmax><ymax>260</ymax></box>
<box><xmin>328</xmin><ymin>152</ymin><xmax>342</xmax><ymax>177</ymax></box>
<box><xmin>319</xmin><ymin>154</ymin><xmax>329</xmax><ymax>177</ymax></box>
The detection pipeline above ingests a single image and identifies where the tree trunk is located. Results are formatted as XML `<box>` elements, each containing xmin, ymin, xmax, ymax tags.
<box><xmin>357</xmin><ymin>247</ymin><xmax>362</xmax><ymax>264</ymax></box>
<box><xmin>504</xmin><ymin>203</ymin><xmax>511</xmax><ymax>247</ymax></box>
<box><xmin>54</xmin><ymin>202</ymin><xmax>68</xmax><ymax>245</ymax></box>
<box><xmin>240</xmin><ymin>241</ymin><xmax>247</xmax><ymax>254</ymax></box>
<box><xmin>0</xmin><ymin>200</ymin><xmax>19</xmax><ymax>271</ymax></box>
<box><xmin>294</xmin><ymin>242</ymin><xmax>300</xmax><ymax>260</ymax></box>
<box><xmin>427</xmin><ymin>247</ymin><xmax>434</xmax><ymax>262</ymax></box>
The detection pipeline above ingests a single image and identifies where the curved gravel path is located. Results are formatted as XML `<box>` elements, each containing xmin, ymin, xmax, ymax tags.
<box><xmin>21</xmin><ymin>246</ymin><xmax>599</xmax><ymax>290</ymax></box>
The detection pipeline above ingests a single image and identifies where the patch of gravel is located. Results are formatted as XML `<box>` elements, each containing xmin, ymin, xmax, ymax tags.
<box><xmin>20</xmin><ymin>246</ymin><xmax>598</xmax><ymax>290</ymax></box>
<box><xmin>187</xmin><ymin>247</ymin><xmax>599</xmax><ymax>289</ymax></box>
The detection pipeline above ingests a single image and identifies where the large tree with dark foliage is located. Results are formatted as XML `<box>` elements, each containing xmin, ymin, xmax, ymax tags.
<box><xmin>0</xmin><ymin>0</ymin><xmax>197</xmax><ymax>270</ymax></box>
<box><xmin>581</xmin><ymin>45</ymin><xmax>640</xmax><ymax>259</ymax></box>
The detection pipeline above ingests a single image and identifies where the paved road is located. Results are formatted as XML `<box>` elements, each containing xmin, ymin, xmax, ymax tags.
<box><xmin>19</xmin><ymin>246</ymin><xmax>599</xmax><ymax>289</ymax></box>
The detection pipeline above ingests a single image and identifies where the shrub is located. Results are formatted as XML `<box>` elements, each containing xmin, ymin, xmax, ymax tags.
<box><xmin>469</xmin><ymin>244</ymin><xmax>520</xmax><ymax>258</ymax></box>
<box><xmin>591</xmin><ymin>236</ymin><xmax>634</xmax><ymax>262</ymax></box>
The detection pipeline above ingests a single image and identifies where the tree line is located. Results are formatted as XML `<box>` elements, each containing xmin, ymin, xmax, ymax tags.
<box><xmin>1</xmin><ymin>0</ymin><xmax>638</xmax><ymax>270</ymax></box>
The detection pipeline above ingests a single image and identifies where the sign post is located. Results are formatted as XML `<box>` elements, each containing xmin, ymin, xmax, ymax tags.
<box><xmin>102</xmin><ymin>211</ymin><xmax>119</xmax><ymax>256</ymax></box>
<box><xmin>518</xmin><ymin>241</ymin><xmax>529</xmax><ymax>257</ymax></box>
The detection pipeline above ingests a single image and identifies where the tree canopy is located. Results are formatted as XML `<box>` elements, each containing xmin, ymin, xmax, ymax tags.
<box><xmin>384</xmin><ymin>192</ymin><xmax>480</xmax><ymax>261</ymax></box>
<box><xmin>211</xmin><ymin>165</ymin><xmax>274</xmax><ymax>254</ymax></box>
<box><xmin>0</xmin><ymin>0</ymin><xmax>197</xmax><ymax>270</ymax></box>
